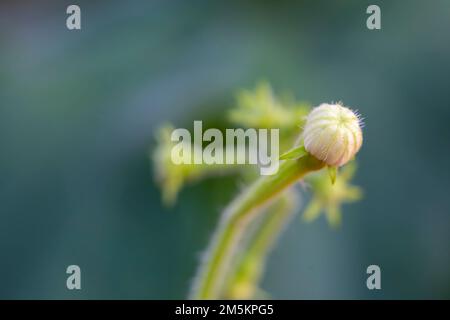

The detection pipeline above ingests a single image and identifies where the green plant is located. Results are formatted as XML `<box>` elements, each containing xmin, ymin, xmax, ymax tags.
<box><xmin>153</xmin><ymin>83</ymin><xmax>364</xmax><ymax>299</ymax></box>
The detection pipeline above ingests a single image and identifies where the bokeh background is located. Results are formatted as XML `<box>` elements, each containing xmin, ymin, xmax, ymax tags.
<box><xmin>1</xmin><ymin>0</ymin><xmax>449</xmax><ymax>299</ymax></box>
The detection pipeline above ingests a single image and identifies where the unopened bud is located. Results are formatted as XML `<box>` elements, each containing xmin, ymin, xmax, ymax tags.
<box><xmin>303</xmin><ymin>103</ymin><xmax>363</xmax><ymax>166</ymax></box>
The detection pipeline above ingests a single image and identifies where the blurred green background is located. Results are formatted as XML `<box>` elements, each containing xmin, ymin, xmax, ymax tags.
<box><xmin>1</xmin><ymin>0</ymin><xmax>449</xmax><ymax>299</ymax></box>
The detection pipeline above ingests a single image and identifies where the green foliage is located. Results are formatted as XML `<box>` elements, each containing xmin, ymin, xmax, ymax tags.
<box><xmin>303</xmin><ymin>162</ymin><xmax>362</xmax><ymax>227</ymax></box>
<box><xmin>229</xmin><ymin>82</ymin><xmax>309</xmax><ymax>130</ymax></box>
<box><xmin>279</xmin><ymin>145</ymin><xmax>307</xmax><ymax>160</ymax></box>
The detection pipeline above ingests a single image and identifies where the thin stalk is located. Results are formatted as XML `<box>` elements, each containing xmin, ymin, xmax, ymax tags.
<box><xmin>190</xmin><ymin>154</ymin><xmax>325</xmax><ymax>299</ymax></box>
<box><xmin>225</xmin><ymin>191</ymin><xmax>298</xmax><ymax>299</ymax></box>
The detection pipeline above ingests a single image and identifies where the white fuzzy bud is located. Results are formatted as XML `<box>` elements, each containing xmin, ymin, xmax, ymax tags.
<box><xmin>303</xmin><ymin>103</ymin><xmax>363</xmax><ymax>167</ymax></box>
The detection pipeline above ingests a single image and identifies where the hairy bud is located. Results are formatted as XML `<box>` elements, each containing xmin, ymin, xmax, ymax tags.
<box><xmin>303</xmin><ymin>103</ymin><xmax>363</xmax><ymax>166</ymax></box>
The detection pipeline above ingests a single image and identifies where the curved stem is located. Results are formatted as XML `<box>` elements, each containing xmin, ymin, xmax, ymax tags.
<box><xmin>225</xmin><ymin>191</ymin><xmax>298</xmax><ymax>299</ymax></box>
<box><xmin>190</xmin><ymin>154</ymin><xmax>324</xmax><ymax>299</ymax></box>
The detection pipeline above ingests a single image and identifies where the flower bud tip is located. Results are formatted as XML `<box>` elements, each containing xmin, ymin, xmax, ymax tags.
<box><xmin>303</xmin><ymin>103</ymin><xmax>363</xmax><ymax>167</ymax></box>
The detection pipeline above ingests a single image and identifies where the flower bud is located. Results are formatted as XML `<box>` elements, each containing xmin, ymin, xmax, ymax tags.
<box><xmin>303</xmin><ymin>103</ymin><xmax>363</xmax><ymax>167</ymax></box>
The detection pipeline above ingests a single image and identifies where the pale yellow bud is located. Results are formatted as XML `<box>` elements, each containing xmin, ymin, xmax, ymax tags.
<box><xmin>303</xmin><ymin>103</ymin><xmax>363</xmax><ymax>167</ymax></box>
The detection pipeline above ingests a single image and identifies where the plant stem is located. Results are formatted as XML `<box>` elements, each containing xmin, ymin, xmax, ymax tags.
<box><xmin>190</xmin><ymin>154</ymin><xmax>325</xmax><ymax>299</ymax></box>
<box><xmin>225</xmin><ymin>191</ymin><xmax>298</xmax><ymax>299</ymax></box>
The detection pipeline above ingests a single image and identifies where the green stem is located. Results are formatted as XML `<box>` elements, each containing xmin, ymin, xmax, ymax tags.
<box><xmin>225</xmin><ymin>191</ymin><xmax>298</xmax><ymax>299</ymax></box>
<box><xmin>190</xmin><ymin>154</ymin><xmax>325</xmax><ymax>299</ymax></box>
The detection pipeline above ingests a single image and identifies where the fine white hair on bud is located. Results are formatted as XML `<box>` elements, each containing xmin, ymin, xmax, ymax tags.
<box><xmin>303</xmin><ymin>103</ymin><xmax>363</xmax><ymax>167</ymax></box>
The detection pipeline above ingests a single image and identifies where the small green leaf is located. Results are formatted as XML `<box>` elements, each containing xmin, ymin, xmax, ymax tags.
<box><xmin>302</xmin><ymin>199</ymin><xmax>322</xmax><ymax>222</ymax></box>
<box><xmin>328</xmin><ymin>166</ymin><xmax>337</xmax><ymax>185</ymax></box>
<box><xmin>326</xmin><ymin>205</ymin><xmax>342</xmax><ymax>228</ymax></box>
<box><xmin>279</xmin><ymin>145</ymin><xmax>307</xmax><ymax>160</ymax></box>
